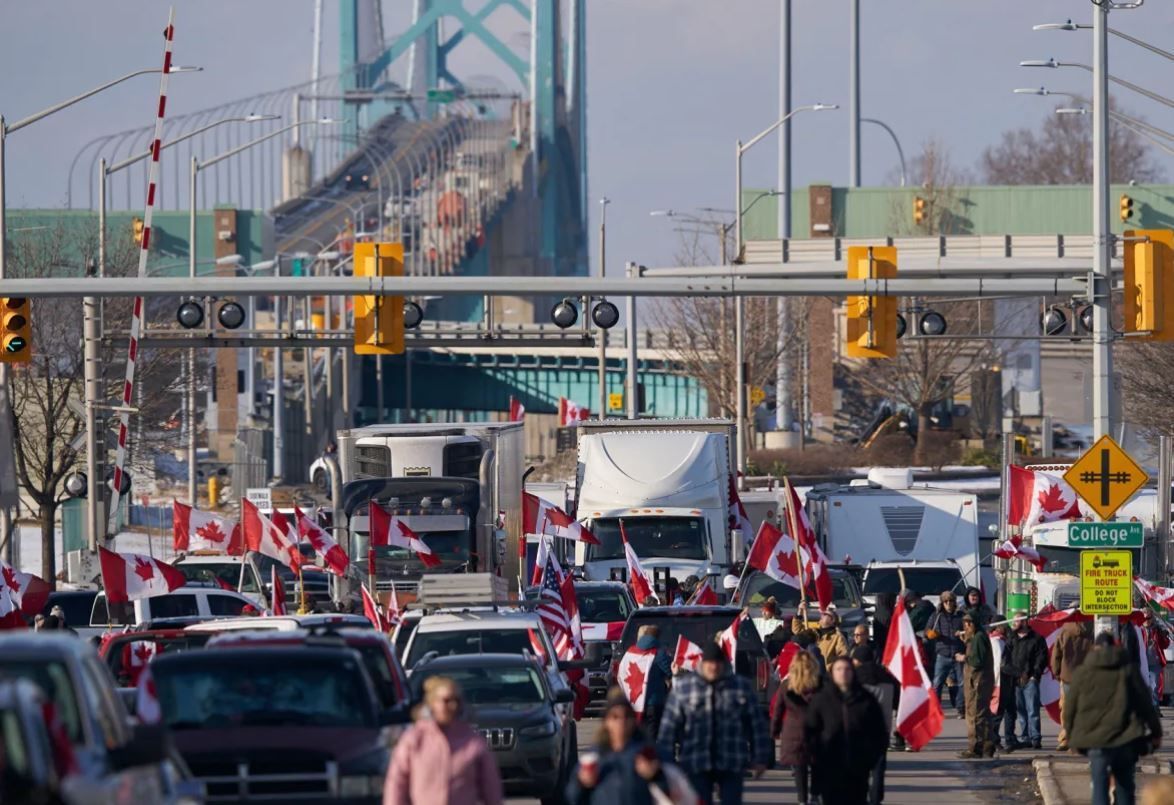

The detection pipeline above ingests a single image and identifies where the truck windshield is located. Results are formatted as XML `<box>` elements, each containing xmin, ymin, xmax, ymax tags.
<box><xmin>741</xmin><ymin>573</ymin><xmax>859</xmax><ymax>609</ymax></box>
<box><xmin>1032</xmin><ymin>546</ymin><xmax>1142</xmax><ymax>576</ymax></box>
<box><xmin>369</xmin><ymin>528</ymin><xmax>473</xmax><ymax>570</ymax></box>
<box><xmin>587</xmin><ymin>517</ymin><xmax>706</xmax><ymax>562</ymax></box>
<box><xmin>176</xmin><ymin>561</ymin><xmax>259</xmax><ymax>594</ymax></box>
<box><xmin>863</xmin><ymin>568</ymin><xmax>964</xmax><ymax>597</ymax></box>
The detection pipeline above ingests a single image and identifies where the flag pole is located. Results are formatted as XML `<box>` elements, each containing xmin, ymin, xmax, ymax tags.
<box><xmin>367</xmin><ymin>547</ymin><xmax>377</xmax><ymax>609</ymax></box>
<box><xmin>297</xmin><ymin>565</ymin><xmax>308</xmax><ymax>614</ymax></box>
<box><xmin>784</xmin><ymin>477</ymin><xmax>808</xmax><ymax>611</ymax></box>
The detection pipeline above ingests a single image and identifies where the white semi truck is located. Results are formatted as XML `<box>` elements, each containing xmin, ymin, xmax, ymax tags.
<box><xmin>335</xmin><ymin>422</ymin><xmax>524</xmax><ymax>605</ymax></box>
<box><xmin>572</xmin><ymin>419</ymin><xmax>737</xmax><ymax>585</ymax></box>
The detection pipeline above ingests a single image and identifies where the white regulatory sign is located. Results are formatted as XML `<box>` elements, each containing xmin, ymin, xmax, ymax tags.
<box><xmin>245</xmin><ymin>487</ymin><xmax>273</xmax><ymax>515</ymax></box>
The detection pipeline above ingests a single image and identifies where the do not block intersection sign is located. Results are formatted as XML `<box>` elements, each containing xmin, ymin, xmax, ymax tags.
<box><xmin>1079</xmin><ymin>550</ymin><xmax>1133</xmax><ymax>615</ymax></box>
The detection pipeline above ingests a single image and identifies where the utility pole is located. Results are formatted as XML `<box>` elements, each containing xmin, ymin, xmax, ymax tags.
<box><xmin>849</xmin><ymin>0</ymin><xmax>861</xmax><ymax>188</ymax></box>
<box><xmin>626</xmin><ymin>261</ymin><xmax>638</xmax><ymax>420</ymax></box>
<box><xmin>776</xmin><ymin>0</ymin><xmax>796</xmax><ymax>441</ymax></box>
<box><xmin>273</xmin><ymin>277</ymin><xmax>285</xmax><ymax>483</ymax></box>
<box><xmin>1159</xmin><ymin>435</ymin><xmax>1171</xmax><ymax>578</ymax></box>
<box><xmin>188</xmin><ymin>156</ymin><xmax>199</xmax><ymax>507</ymax></box>
<box><xmin>598</xmin><ymin>197</ymin><xmax>610</xmax><ymax>420</ymax></box>
<box><xmin>1091</xmin><ymin>3</ymin><xmax>1113</xmax><ymax>441</ymax></box>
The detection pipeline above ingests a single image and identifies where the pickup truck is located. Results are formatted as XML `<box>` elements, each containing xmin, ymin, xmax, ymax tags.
<box><xmin>0</xmin><ymin>632</ymin><xmax>203</xmax><ymax>804</ymax></box>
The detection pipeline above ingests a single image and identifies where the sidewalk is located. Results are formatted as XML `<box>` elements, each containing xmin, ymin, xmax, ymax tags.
<box><xmin>1034</xmin><ymin>756</ymin><xmax>1172</xmax><ymax>805</ymax></box>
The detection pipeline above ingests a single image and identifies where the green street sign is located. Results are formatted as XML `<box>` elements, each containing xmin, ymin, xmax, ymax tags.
<box><xmin>427</xmin><ymin>89</ymin><xmax>456</xmax><ymax>103</ymax></box>
<box><xmin>1067</xmin><ymin>521</ymin><xmax>1144</xmax><ymax>549</ymax></box>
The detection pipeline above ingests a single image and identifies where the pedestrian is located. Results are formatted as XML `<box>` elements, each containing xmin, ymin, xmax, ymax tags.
<box><xmin>905</xmin><ymin>590</ymin><xmax>935</xmax><ymax>635</ymax></box>
<box><xmin>383</xmin><ymin>676</ymin><xmax>503</xmax><ymax>805</ymax></box>
<box><xmin>49</xmin><ymin>605</ymin><xmax>77</xmax><ymax>636</ymax></box>
<box><xmin>989</xmin><ymin>621</ymin><xmax>1013</xmax><ymax>752</ymax></box>
<box><xmin>771</xmin><ymin>650</ymin><xmax>821</xmax><ymax>805</ymax></box>
<box><xmin>1051</xmin><ymin>619</ymin><xmax>1093</xmax><ymax>752</ymax></box>
<box><xmin>794</xmin><ymin>629</ymin><xmax>826</xmax><ymax>673</ymax></box>
<box><xmin>566</xmin><ymin>689</ymin><xmax>675</xmax><ymax>805</ymax></box>
<box><xmin>1007</xmin><ymin>612</ymin><xmax>1047</xmax><ymax>750</ymax></box>
<box><xmin>851</xmin><ymin>624</ymin><xmax>871</xmax><ymax>653</ymax></box>
<box><xmin>756</xmin><ymin>597</ymin><xmax>786</xmax><ymax>640</ymax></box>
<box><xmin>926</xmin><ymin>591</ymin><xmax>966</xmax><ymax>718</ymax></box>
<box><xmin>793</xmin><ymin>605</ymin><xmax>849</xmax><ymax>665</ymax></box>
<box><xmin>805</xmin><ymin>656</ymin><xmax>888</xmax><ymax>804</ymax></box>
<box><xmin>1064</xmin><ymin>631</ymin><xmax>1163</xmax><ymax>805</ymax></box>
<box><xmin>667</xmin><ymin>578</ymin><xmax>684</xmax><ymax>607</ymax></box>
<box><xmin>656</xmin><ymin>642</ymin><xmax>770</xmax><ymax>805</ymax></box>
<box><xmin>963</xmin><ymin>586</ymin><xmax>994</xmax><ymax>628</ymax></box>
<box><xmin>872</xmin><ymin>592</ymin><xmax>896</xmax><ymax>654</ymax></box>
<box><xmin>850</xmin><ymin>645</ymin><xmax>897</xmax><ymax>804</ymax></box>
<box><xmin>1140</xmin><ymin>609</ymin><xmax>1169</xmax><ymax>706</ymax></box>
<box><xmin>958</xmin><ymin>612</ymin><xmax>997</xmax><ymax>759</ymax></box>
<box><xmin>630</xmin><ymin>625</ymin><xmax>672</xmax><ymax>740</ymax></box>
<box><xmin>32</xmin><ymin>614</ymin><xmax>45</xmax><ymax>631</ymax></box>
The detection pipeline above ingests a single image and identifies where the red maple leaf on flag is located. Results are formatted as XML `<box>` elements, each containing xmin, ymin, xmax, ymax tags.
<box><xmin>133</xmin><ymin>643</ymin><xmax>154</xmax><ymax>664</ymax></box>
<box><xmin>624</xmin><ymin>659</ymin><xmax>647</xmax><ymax>705</ymax></box>
<box><xmin>1036</xmin><ymin>483</ymin><xmax>1070</xmax><ymax>517</ymax></box>
<box><xmin>133</xmin><ymin>557</ymin><xmax>155</xmax><ymax>582</ymax></box>
<box><xmin>195</xmin><ymin>521</ymin><xmax>226</xmax><ymax>544</ymax></box>
<box><xmin>900</xmin><ymin>644</ymin><xmax>921</xmax><ymax>686</ymax></box>
<box><xmin>2</xmin><ymin>565</ymin><xmax>21</xmax><ymax>594</ymax></box>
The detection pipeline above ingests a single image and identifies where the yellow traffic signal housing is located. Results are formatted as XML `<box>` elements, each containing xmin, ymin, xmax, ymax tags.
<box><xmin>913</xmin><ymin>196</ymin><xmax>927</xmax><ymax>225</ymax></box>
<box><xmin>0</xmin><ymin>297</ymin><xmax>32</xmax><ymax>364</ymax></box>
<box><xmin>1123</xmin><ymin>229</ymin><xmax>1174</xmax><ymax>340</ymax></box>
<box><xmin>1120</xmin><ymin>194</ymin><xmax>1135</xmax><ymax>223</ymax></box>
<box><xmin>845</xmin><ymin>246</ymin><xmax>899</xmax><ymax>359</ymax></box>
<box><xmin>353</xmin><ymin>241</ymin><xmax>405</xmax><ymax>355</ymax></box>
<box><xmin>132</xmin><ymin>216</ymin><xmax>145</xmax><ymax>245</ymax></box>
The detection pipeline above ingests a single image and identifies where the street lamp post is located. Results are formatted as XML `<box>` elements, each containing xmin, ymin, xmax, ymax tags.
<box><xmin>861</xmin><ymin>118</ymin><xmax>907</xmax><ymax>187</ymax></box>
<box><xmin>598</xmin><ymin>197</ymin><xmax>610</xmax><ymax>421</ymax></box>
<box><xmin>1020</xmin><ymin>58</ymin><xmax>1174</xmax><ymax>111</ymax></box>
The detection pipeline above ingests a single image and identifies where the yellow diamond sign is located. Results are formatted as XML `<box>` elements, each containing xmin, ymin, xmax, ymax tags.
<box><xmin>1063</xmin><ymin>435</ymin><xmax>1148</xmax><ymax>521</ymax></box>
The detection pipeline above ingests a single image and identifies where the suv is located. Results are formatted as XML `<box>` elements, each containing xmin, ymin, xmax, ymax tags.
<box><xmin>733</xmin><ymin>567</ymin><xmax>867</xmax><ymax>639</ymax></box>
<box><xmin>174</xmin><ymin>551</ymin><xmax>333</xmax><ymax>611</ymax></box>
<box><xmin>87</xmin><ymin>586</ymin><xmax>255</xmax><ymax>637</ymax></box>
<box><xmin>612</xmin><ymin>606</ymin><xmax>776</xmax><ymax>710</ymax></box>
<box><xmin>860</xmin><ymin>560</ymin><xmax>968</xmax><ymax>609</ymax></box>
<box><xmin>0</xmin><ymin>633</ymin><xmax>201</xmax><ymax>804</ymax></box>
<box><xmin>150</xmin><ymin>645</ymin><xmax>395</xmax><ymax>803</ymax></box>
<box><xmin>410</xmin><ymin>654</ymin><xmax>577</xmax><ymax>803</ymax></box>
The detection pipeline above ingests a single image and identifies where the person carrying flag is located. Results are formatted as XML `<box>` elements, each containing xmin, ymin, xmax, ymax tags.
<box><xmin>630</xmin><ymin>625</ymin><xmax>672</xmax><ymax>740</ymax></box>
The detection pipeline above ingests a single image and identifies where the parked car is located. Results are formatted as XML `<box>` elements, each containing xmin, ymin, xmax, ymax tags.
<box><xmin>733</xmin><ymin>567</ymin><xmax>867</xmax><ymax>637</ymax></box>
<box><xmin>0</xmin><ymin>678</ymin><xmax>64</xmax><ymax>804</ymax></box>
<box><xmin>409</xmin><ymin>653</ymin><xmax>577</xmax><ymax>803</ymax></box>
<box><xmin>173</xmin><ymin>554</ymin><xmax>267</xmax><ymax>607</ymax></box>
<box><xmin>184</xmin><ymin>613</ymin><xmax>373</xmax><ymax>634</ymax></box>
<box><xmin>0</xmin><ymin>633</ymin><xmax>203</xmax><ymax>804</ymax></box>
<box><xmin>149</xmin><ymin>645</ymin><xmax>395</xmax><ymax>803</ymax></box>
<box><xmin>87</xmin><ymin>586</ymin><xmax>255</xmax><ymax>638</ymax></box>
<box><xmin>611</xmin><ymin>606</ymin><xmax>777</xmax><ymax>710</ymax></box>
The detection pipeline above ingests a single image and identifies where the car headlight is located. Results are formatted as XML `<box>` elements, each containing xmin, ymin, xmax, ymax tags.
<box><xmin>519</xmin><ymin>720</ymin><xmax>558</xmax><ymax>738</ymax></box>
<box><xmin>339</xmin><ymin>775</ymin><xmax>384</xmax><ymax>797</ymax></box>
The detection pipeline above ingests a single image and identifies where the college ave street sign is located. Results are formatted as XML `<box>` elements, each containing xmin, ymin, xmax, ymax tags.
<box><xmin>1063</xmin><ymin>435</ymin><xmax>1148</xmax><ymax>521</ymax></box>
<box><xmin>1067</xmin><ymin>521</ymin><xmax>1143</xmax><ymax>549</ymax></box>
<box><xmin>1079</xmin><ymin>549</ymin><xmax>1133</xmax><ymax>615</ymax></box>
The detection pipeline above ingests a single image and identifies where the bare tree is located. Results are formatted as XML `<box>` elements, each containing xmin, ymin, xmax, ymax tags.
<box><xmin>981</xmin><ymin>99</ymin><xmax>1161</xmax><ymax>185</ymax></box>
<box><xmin>1120</xmin><ymin>342</ymin><xmax>1174</xmax><ymax>438</ymax></box>
<box><xmin>888</xmin><ymin>138</ymin><xmax>974</xmax><ymax>236</ymax></box>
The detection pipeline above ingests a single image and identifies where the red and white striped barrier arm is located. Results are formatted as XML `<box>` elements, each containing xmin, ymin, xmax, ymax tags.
<box><xmin>108</xmin><ymin>11</ymin><xmax>176</xmax><ymax>534</ymax></box>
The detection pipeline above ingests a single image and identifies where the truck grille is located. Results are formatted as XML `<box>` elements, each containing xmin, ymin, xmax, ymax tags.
<box><xmin>188</xmin><ymin>755</ymin><xmax>338</xmax><ymax>801</ymax></box>
<box><xmin>478</xmin><ymin>727</ymin><xmax>516</xmax><ymax>750</ymax></box>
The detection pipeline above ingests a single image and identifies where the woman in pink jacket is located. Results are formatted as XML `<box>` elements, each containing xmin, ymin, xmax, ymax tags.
<box><xmin>384</xmin><ymin>676</ymin><xmax>504</xmax><ymax>805</ymax></box>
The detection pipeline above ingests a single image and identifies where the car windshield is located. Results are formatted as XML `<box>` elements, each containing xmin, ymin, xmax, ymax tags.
<box><xmin>411</xmin><ymin>665</ymin><xmax>545</xmax><ymax>706</ymax></box>
<box><xmin>862</xmin><ymin>568</ymin><xmax>965</xmax><ymax>597</ymax></box>
<box><xmin>1031</xmin><ymin>546</ymin><xmax>1142</xmax><ymax>576</ymax></box>
<box><xmin>0</xmin><ymin>661</ymin><xmax>82</xmax><ymax>743</ymax></box>
<box><xmin>587</xmin><ymin>517</ymin><xmax>707</xmax><ymax>562</ymax></box>
<box><xmin>741</xmin><ymin>573</ymin><xmax>859</xmax><ymax>609</ymax></box>
<box><xmin>407</xmin><ymin>628</ymin><xmax>542</xmax><ymax>668</ymax></box>
<box><xmin>576</xmin><ymin>589</ymin><xmax>632</xmax><ymax>622</ymax></box>
<box><xmin>153</xmin><ymin>657</ymin><xmax>374</xmax><ymax>729</ymax></box>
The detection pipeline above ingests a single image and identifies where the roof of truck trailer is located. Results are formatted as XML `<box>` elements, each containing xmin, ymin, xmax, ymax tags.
<box><xmin>345</xmin><ymin>422</ymin><xmax>522</xmax><ymax>438</ymax></box>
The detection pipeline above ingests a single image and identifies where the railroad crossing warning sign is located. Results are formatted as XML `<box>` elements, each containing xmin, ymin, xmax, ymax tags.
<box><xmin>750</xmin><ymin>386</ymin><xmax>766</xmax><ymax>406</ymax></box>
<box><xmin>1063</xmin><ymin>435</ymin><xmax>1148</xmax><ymax>521</ymax></box>
<box><xmin>1079</xmin><ymin>549</ymin><xmax>1133</xmax><ymax>615</ymax></box>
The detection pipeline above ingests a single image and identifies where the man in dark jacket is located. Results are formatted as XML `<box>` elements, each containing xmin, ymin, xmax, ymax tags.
<box><xmin>963</xmin><ymin>586</ymin><xmax>994</xmax><ymax>628</ymax></box>
<box><xmin>1052</xmin><ymin>619</ymin><xmax>1094</xmax><ymax>751</ymax></box>
<box><xmin>1007</xmin><ymin>612</ymin><xmax>1048</xmax><ymax>750</ymax></box>
<box><xmin>657</xmin><ymin>643</ymin><xmax>770</xmax><ymax>805</ymax></box>
<box><xmin>1065</xmin><ymin>632</ymin><xmax>1163</xmax><ymax>805</ymax></box>
<box><xmin>927</xmin><ymin>591</ymin><xmax>967</xmax><ymax>718</ymax></box>
<box><xmin>959</xmin><ymin>612</ymin><xmax>997</xmax><ymax>758</ymax></box>
<box><xmin>805</xmin><ymin>655</ymin><xmax>888</xmax><ymax>804</ymax></box>
<box><xmin>905</xmin><ymin>590</ymin><xmax>935</xmax><ymax>635</ymax></box>
<box><xmin>634</xmin><ymin>625</ymin><xmax>672</xmax><ymax>739</ymax></box>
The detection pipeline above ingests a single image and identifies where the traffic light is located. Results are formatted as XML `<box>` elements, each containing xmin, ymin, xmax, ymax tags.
<box><xmin>132</xmin><ymin>216</ymin><xmax>144</xmax><ymax>245</ymax></box>
<box><xmin>913</xmin><ymin>196</ymin><xmax>927</xmax><ymax>226</ymax></box>
<box><xmin>845</xmin><ymin>246</ymin><xmax>899</xmax><ymax>359</ymax></box>
<box><xmin>1120</xmin><ymin>194</ymin><xmax>1135</xmax><ymax>223</ymax></box>
<box><xmin>1123</xmin><ymin>229</ymin><xmax>1174</xmax><ymax>340</ymax></box>
<box><xmin>353</xmin><ymin>241</ymin><xmax>405</xmax><ymax>355</ymax></box>
<box><xmin>0</xmin><ymin>297</ymin><xmax>31</xmax><ymax>364</ymax></box>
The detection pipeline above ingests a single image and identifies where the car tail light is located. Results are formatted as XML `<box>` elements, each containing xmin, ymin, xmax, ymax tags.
<box><xmin>756</xmin><ymin>657</ymin><xmax>769</xmax><ymax>691</ymax></box>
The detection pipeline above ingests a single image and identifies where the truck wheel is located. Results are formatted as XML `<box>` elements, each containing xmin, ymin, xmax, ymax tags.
<box><xmin>312</xmin><ymin>469</ymin><xmax>327</xmax><ymax>492</ymax></box>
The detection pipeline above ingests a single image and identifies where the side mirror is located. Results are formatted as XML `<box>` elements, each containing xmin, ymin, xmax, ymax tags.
<box><xmin>554</xmin><ymin>688</ymin><xmax>576</xmax><ymax>704</ymax></box>
<box><xmin>380</xmin><ymin>703</ymin><xmax>412</xmax><ymax>726</ymax></box>
<box><xmin>109</xmin><ymin>723</ymin><xmax>169</xmax><ymax>771</ymax></box>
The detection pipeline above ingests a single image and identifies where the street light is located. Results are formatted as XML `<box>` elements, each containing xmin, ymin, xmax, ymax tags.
<box><xmin>1033</xmin><ymin>20</ymin><xmax>1173</xmax><ymax>61</ymax></box>
<box><xmin>734</xmin><ymin>103</ymin><xmax>838</xmax><ymax>466</ymax></box>
<box><xmin>1014</xmin><ymin>88</ymin><xmax>1174</xmax><ymax>154</ymax></box>
<box><xmin>1020</xmin><ymin>59</ymin><xmax>1174</xmax><ymax>110</ymax></box>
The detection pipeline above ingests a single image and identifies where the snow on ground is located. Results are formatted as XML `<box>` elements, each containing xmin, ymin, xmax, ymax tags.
<box><xmin>14</xmin><ymin>525</ymin><xmax>175</xmax><ymax>579</ymax></box>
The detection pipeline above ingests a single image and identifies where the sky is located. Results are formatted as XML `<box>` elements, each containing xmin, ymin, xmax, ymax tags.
<box><xmin>2</xmin><ymin>0</ymin><xmax>1173</xmax><ymax>273</ymax></box>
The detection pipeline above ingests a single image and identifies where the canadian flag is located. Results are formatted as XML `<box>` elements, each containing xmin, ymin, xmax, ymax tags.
<box><xmin>728</xmin><ymin>475</ymin><xmax>753</xmax><ymax>539</ymax></box>
<box><xmin>718</xmin><ymin>610</ymin><xmax>747</xmax><ymax>663</ymax></box>
<box><xmin>618</xmin><ymin>645</ymin><xmax>659</xmax><ymax>713</ymax></box>
<box><xmin>295</xmin><ymin>506</ymin><xmax>349</xmax><ymax>576</ymax></box>
<box><xmin>783</xmin><ymin>477</ymin><xmax>833</xmax><ymax>612</ymax></box>
<box><xmin>173</xmin><ymin>501</ymin><xmax>242</xmax><ymax>555</ymax></box>
<box><xmin>1008</xmin><ymin>466</ymin><xmax>1084</xmax><ymax>527</ymax></box>
<box><xmin>0</xmin><ymin>559</ymin><xmax>50</xmax><ymax>618</ymax></box>
<box><xmin>361</xmin><ymin>583</ymin><xmax>385</xmax><ymax>632</ymax></box>
<box><xmin>387</xmin><ymin>583</ymin><xmax>402</xmax><ymax>628</ymax></box>
<box><xmin>994</xmin><ymin>534</ymin><xmax>1048</xmax><ymax>571</ymax></box>
<box><xmin>509</xmin><ymin>396</ymin><xmax>525</xmax><ymax>422</ymax></box>
<box><xmin>619</xmin><ymin>520</ymin><xmax>653</xmax><ymax>605</ymax></box>
<box><xmin>98</xmin><ymin>548</ymin><xmax>188</xmax><ymax>604</ymax></box>
<box><xmin>242</xmin><ymin>499</ymin><xmax>303</xmax><ymax>571</ymax></box>
<box><xmin>776</xmin><ymin>642</ymin><xmax>801</xmax><ymax>679</ymax></box>
<box><xmin>689</xmin><ymin>579</ymin><xmax>719</xmax><ymax>606</ymax></box>
<box><xmin>558</xmin><ymin>397</ymin><xmax>589</xmax><ymax>427</ymax></box>
<box><xmin>882</xmin><ymin>594</ymin><xmax>944</xmax><ymax>751</ymax></box>
<box><xmin>369</xmin><ymin>502</ymin><xmax>441</xmax><ymax>568</ymax></box>
<box><xmin>580</xmin><ymin>621</ymin><xmax>626</xmax><ymax>642</ymax></box>
<box><xmin>1135</xmin><ymin>577</ymin><xmax>1174</xmax><ymax>612</ymax></box>
<box><xmin>989</xmin><ymin>634</ymin><xmax>1004</xmax><ymax>715</ymax></box>
<box><xmin>136</xmin><ymin>666</ymin><xmax>162</xmax><ymax>725</ymax></box>
<box><xmin>522</xmin><ymin>492</ymin><xmax>599</xmax><ymax>544</ymax></box>
<box><xmin>126</xmin><ymin>641</ymin><xmax>157</xmax><ymax>687</ymax></box>
<box><xmin>0</xmin><ymin>583</ymin><xmax>23</xmax><ymax>630</ymax></box>
<box><xmin>746</xmin><ymin>521</ymin><xmax>803</xmax><ymax>591</ymax></box>
<box><xmin>673</xmin><ymin>635</ymin><xmax>703</xmax><ymax>673</ymax></box>
<box><xmin>270</xmin><ymin>566</ymin><xmax>287</xmax><ymax>616</ymax></box>
<box><xmin>1031</xmin><ymin>605</ymin><xmax>1086</xmax><ymax>724</ymax></box>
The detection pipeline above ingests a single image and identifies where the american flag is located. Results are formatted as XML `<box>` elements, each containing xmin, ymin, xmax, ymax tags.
<box><xmin>536</xmin><ymin>554</ymin><xmax>583</xmax><ymax>661</ymax></box>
